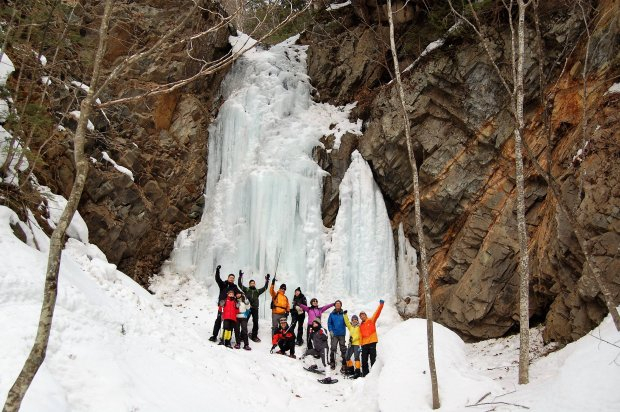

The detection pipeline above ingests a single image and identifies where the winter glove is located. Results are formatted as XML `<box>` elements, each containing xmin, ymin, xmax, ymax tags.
<box><xmin>265</xmin><ymin>274</ymin><xmax>270</xmax><ymax>281</ymax></box>
<box><xmin>239</xmin><ymin>270</ymin><xmax>243</xmax><ymax>277</ymax></box>
<box><xmin>343</xmin><ymin>310</ymin><xmax>347</xmax><ymax>314</ymax></box>
<box><xmin>380</xmin><ymin>299</ymin><xmax>384</xmax><ymax>304</ymax></box>
<box><xmin>216</xmin><ymin>265</ymin><xmax>221</xmax><ymax>275</ymax></box>
<box><xmin>271</xmin><ymin>278</ymin><xmax>276</xmax><ymax>286</ymax></box>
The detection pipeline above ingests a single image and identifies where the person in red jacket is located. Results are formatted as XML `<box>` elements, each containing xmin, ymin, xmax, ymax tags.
<box><xmin>219</xmin><ymin>290</ymin><xmax>239</xmax><ymax>348</ymax></box>
<box><xmin>271</xmin><ymin>317</ymin><xmax>296</xmax><ymax>358</ymax></box>
<box><xmin>359</xmin><ymin>300</ymin><xmax>384</xmax><ymax>376</ymax></box>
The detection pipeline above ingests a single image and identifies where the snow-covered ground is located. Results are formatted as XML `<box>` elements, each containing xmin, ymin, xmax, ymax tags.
<box><xmin>1</xmin><ymin>204</ymin><xmax>619</xmax><ymax>411</ymax></box>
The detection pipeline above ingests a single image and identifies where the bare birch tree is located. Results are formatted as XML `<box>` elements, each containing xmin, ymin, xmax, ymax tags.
<box><xmin>2</xmin><ymin>2</ymin><xmax>115</xmax><ymax>410</ymax></box>
<box><xmin>386</xmin><ymin>0</ymin><xmax>440</xmax><ymax>408</ymax></box>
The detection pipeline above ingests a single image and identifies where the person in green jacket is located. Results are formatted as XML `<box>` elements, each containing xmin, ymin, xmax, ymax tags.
<box><xmin>238</xmin><ymin>271</ymin><xmax>270</xmax><ymax>342</ymax></box>
<box><xmin>343</xmin><ymin>311</ymin><xmax>362</xmax><ymax>379</ymax></box>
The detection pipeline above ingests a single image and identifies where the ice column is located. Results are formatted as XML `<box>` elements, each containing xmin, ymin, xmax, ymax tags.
<box><xmin>167</xmin><ymin>34</ymin><xmax>360</xmax><ymax>295</ymax></box>
<box><xmin>321</xmin><ymin>150</ymin><xmax>397</xmax><ymax>302</ymax></box>
<box><xmin>396</xmin><ymin>223</ymin><xmax>419</xmax><ymax>316</ymax></box>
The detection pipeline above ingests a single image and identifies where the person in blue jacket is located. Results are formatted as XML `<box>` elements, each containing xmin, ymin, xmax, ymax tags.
<box><xmin>327</xmin><ymin>300</ymin><xmax>347</xmax><ymax>370</ymax></box>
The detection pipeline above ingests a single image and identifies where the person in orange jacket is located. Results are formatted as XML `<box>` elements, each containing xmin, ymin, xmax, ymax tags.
<box><xmin>359</xmin><ymin>299</ymin><xmax>384</xmax><ymax>376</ymax></box>
<box><xmin>269</xmin><ymin>279</ymin><xmax>290</xmax><ymax>336</ymax></box>
<box><xmin>220</xmin><ymin>290</ymin><xmax>239</xmax><ymax>348</ymax></box>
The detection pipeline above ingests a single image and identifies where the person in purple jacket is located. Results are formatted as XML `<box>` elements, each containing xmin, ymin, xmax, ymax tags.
<box><xmin>297</xmin><ymin>298</ymin><xmax>335</xmax><ymax>350</ymax></box>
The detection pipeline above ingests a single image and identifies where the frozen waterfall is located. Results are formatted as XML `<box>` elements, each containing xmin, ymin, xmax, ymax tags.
<box><xmin>321</xmin><ymin>151</ymin><xmax>397</xmax><ymax>302</ymax></box>
<box><xmin>167</xmin><ymin>34</ymin><xmax>398</xmax><ymax>305</ymax></box>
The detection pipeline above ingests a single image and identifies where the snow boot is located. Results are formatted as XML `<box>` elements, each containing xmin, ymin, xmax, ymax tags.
<box><xmin>217</xmin><ymin>340</ymin><xmax>224</xmax><ymax>346</ymax></box>
<box><xmin>330</xmin><ymin>360</ymin><xmax>336</xmax><ymax>370</ymax></box>
<box><xmin>343</xmin><ymin>366</ymin><xmax>355</xmax><ymax>376</ymax></box>
<box><xmin>243</xmin><ymin>345</ymin><xmax>252</xmax><ymax>351</ymax></box>
<box><xmin>352</xmin><ymin>369</ymin><xmax>361</xmax><ymax>379</ymax></box>
<box><xmin>289</xmin><ymin>354</ymin><xmax>297</xmax><ymax>359</ymax></box>
<box><xmin>251</xmin><ymin>336</ymin><xmax>261</xmax><ymax>343</ymax></box>
<box><xmin>296</xmin><ymin>339</ymin><xmax>303</xmax><ymax>346</ymax></box>
<box><xmin>234</xmin><ymin>343</ymin><xmax>241</xmax><ymax>349</ymax></box>
<box><xmin>208</xmin><ymin>335</ymin><xmax>217</xmax><ymax>342</ymax></box>
<box><xmin>225</xmin><ymin>340</ymin><xmax>233</xmax><ymax>348</ymax></box>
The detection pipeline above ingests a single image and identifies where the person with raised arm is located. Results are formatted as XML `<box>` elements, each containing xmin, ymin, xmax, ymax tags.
<box><xmin>359</xmin><ymin>300</ymin><xmax>384</xmax><ymax>377</ymax></box>
<box><xmin>343</xmin><ymin>310</ymin><xmax>362</xmax><ymax>379</ymax></box>
<box><xmin>238</xmin><ymin>270</ymin><xmax>270</xmax><ymax>342</ymax></box>
<box><xmin>297</xmin><ymin>298</ymin><xmax>335</xmax><ymax>350</ymax></box>
<box><xmin>269</xmin><ymin>279</ymin><xmax>290</xmax><ymax>336</ymax></box>
<box><xmin>208</xmin><ymin>265</ymin><xmax>241</xmax><ymax>343</ymax></box>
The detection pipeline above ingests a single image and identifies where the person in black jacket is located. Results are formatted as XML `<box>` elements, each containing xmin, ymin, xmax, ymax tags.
<box><xmin>208</xmin><ymin>265</ymin><xmax>241</xmax><ymax>342</ymax></box>
<box><xmin>290</xmin><ymin>287</ymin><xmax>307</xmax><ymax>346</ymax></box>
<box><xmin>238</xmin><ymin>271</ymin><xmax>270</xmax><ymax>342</ymax></box>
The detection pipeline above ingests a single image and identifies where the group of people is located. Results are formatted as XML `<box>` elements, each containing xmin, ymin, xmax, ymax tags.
<box><xmin>208</xmin><ymin>266</ymin><xmax>384</xmax><ymax>380</ymax></box>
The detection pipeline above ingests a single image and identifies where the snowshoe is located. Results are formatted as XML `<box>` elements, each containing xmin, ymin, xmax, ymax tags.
<box><xmin>243</xmin><ymin>345</ymin><xmax>252</xmax><ymax>351</ymax></box>
<box><xmin>208</xmin><ymin>336</ymin><xmax>217</xmax><ymax>342</ymax></box>
<box><xmin>217</xmin><ymin>340</ymin><xmax>224</xmax><ymax>346</ymax></box>
<box><xmin>289</xmin><ymin>354</ymin><xmax>297</xmax><ymax>359</ymax></box>
<box><xmin>234</xmin><ymin>343</ymin><xmax>241</xmax><ymax>349</ymax></box>
<box><xmin>303</xmin><ymin>366</ymin><xmax>324</xmax><ymax>375</ymax></box>
<box><xmin>251</xmin><ymin>336</ymin><xmax>261</xmax><ymax>343</ymax></box>
<box><xmin>318</xmin><ymin>377</ymin><xmax>338</xmax><ymax>384</ymax></box>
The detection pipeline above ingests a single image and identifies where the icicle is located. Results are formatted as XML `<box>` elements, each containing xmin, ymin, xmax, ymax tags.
<box><xmin>396</xmin><ymin>223</ymin><xmax>419</xmax><ymax>316</ymax></box>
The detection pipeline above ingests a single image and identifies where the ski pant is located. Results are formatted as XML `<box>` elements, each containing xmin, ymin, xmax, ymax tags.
<box><xmin>329</xmin><ymin>335</ymin><xmax>346</xmax><ymax>365</ymax></box>
<box><xmin>249</xmin><ymin>307</ymin><xmax>260</xmax><ymax>338</ymax></box>
<box><xmin>304</xmin><ymin>347</ymin><xmax>330</xmax><ymax>378</ymax></box>
<box><xmin>211</xmin><ymin>309</ymin><xmax>223</xmax><ymax>339</ymax></box>
<box><xmin>272</xmin><ymin>312</ymin><xmax>287</xmax><ymax>336</ymax></box>
<box><xmin>307</xmin><ymin>325</ymin><xmax>314</xmax><ymax>350</ymax></box>
<box><xmin>290</xmin><ymin>312</ymin><xmax>305</xmax><ymax>344</ymax></box>
<box><xmin>234</xmin><ymin>317</ymin><xmax>249</xmax><ymax>346</ymax></box>
<box><xmin>361</xmin><ymin>342</ymin><xmax>377</xmax><ymax>376</ymax></box>
<box><xmin>278</xmin><ymin>339</ymin><xmax>295</xmax><ymax>356</ymax></box>
<box><xmin>222</xmin><ymin>319</ymin><xmax>236</xmax><ymax>344</ymax></box>
<box><xmin>345</xmin><ymin>345</ymin><xmax>361</xmax><ymax>371</ymax></box>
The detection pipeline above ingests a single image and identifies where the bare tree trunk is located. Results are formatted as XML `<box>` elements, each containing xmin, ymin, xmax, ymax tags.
<box><xmin>515</xmin><ymin>0</ymin><xmax>531</xmax><ymax>385</ymax></box>
<box><xmin>386</xmin><ymin>1</ymin><xmax>440</xmax><ymax>408</ymax></box>
<box><xmin>2</xmin><ymin>1</ymin><xmax>114</xmax><ymax>410</ymax></box>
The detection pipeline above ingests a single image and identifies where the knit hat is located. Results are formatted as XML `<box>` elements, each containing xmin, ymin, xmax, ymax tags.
<box><xmin>280</xmin><ymin>283</ymin><xmax>287</xmax><ymax>290</ymax></box>
<box><xmin>351</xmin><ymin>315</ymin><xmax>359</xmax><ymax>322</ymax></box>
<box><xmin>312</xmin><ymin>319</ymin><xmax>321</xmax><ymax>327</ymax></box>
<box><xmin>295</xmin><ymin>287</ymin><xmax>301</xmax><ymax>293</ymax></box>
<box><xmin>279</xmin><ymin>317</ymin><xmax>288</xmax><ymax>323</ymax></box>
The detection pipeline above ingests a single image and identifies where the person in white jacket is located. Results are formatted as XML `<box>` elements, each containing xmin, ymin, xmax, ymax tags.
<box><xmin>234</xmin><ymin>291</ymin><xmax>252</xmax><ymax>350</ymax></box>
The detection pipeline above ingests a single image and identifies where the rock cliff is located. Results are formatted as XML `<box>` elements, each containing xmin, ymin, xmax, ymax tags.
<box><xmin>304</xmin><ymin>0</ymin><xmax>619</xmax><ymax>342</ymax></box>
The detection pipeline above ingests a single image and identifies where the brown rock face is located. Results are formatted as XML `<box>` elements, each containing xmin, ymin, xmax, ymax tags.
<box><xmin>36</xmin><ymin>1</ymin><xmax>231</xmax><ymax>286</ymax></box>
<box><xmin>304</xmin><ymin>3</ymin><xmax>619</xmax><ymax>342</ymax></box>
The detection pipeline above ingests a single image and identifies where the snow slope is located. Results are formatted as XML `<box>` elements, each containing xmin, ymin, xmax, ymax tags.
<box><xmin>1</xmin><ymin>203</ymin><xmax>619</xmax><ymax>411</ymax></box>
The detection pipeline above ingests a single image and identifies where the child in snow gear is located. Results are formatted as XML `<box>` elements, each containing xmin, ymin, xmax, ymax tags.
<box><xmin>269</xmin><ymin>280</ymin><xmax>290</xmax><ymax>336</ymax></box>
<box><xmin>297</xmin><ymin>298</ymin><xmax>334</xmax><ymax>350</ymax></box>
<box><xmin>233</xmin><ymin>291</ymin><xmax>252</xmax><ymax>350</ymax></box>
<box><xmin>302</xmin><ymin>320</ymin><xmax>334</xmax><ymax>383</ymax></box>
<box><xmin>290</xmin><ymin>287</ymin><xmax>307</xmax><ymax>346</ymax></box>
<box><xmin>209</xmin><ymin>265</ymin><xmax>241</xmax><ymax>342</ymax></box>
<box><xmin>271</xmin><ymin>317</ymin><xmax>296</xmax><ymax>357</ymax></box>
<box><xmin>238</xmin><ymin>271</ymin><xmax>270</xmax><ymax>342</ymax></box>
<box><xmin>359</xmin><ymin>300</ymin><xmax>384</xmax><ymax>376</ymax></box>
<box><xmin>220</xmin><ymin>290</ymin><xmax>239</xmax><ymax>348</ymax></box>
<box><xmin>343</xmin><ymin>311</ymin><xmax>362</xmax><ymax>379</ymax></box>
<box><xmin>327</xmin><ymin>300</ymin><xmax>347</xmax><ymax>370</ymax></box>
